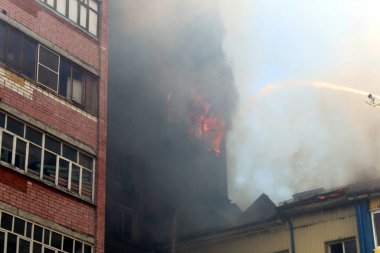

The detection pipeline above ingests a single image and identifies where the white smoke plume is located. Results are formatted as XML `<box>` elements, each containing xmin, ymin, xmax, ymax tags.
<box><xmin>221</xmin><ymin>0</ymin><xmax>380</xmax><ymax>209</ymax></box>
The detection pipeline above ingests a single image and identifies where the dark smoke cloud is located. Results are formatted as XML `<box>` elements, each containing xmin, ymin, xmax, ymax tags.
<box><xmin>107</xmin><ymin>0</ymin><xmax>238</xmax><ymax>245</ymax></box>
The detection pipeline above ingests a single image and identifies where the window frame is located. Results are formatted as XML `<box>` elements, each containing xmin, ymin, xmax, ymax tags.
<box><xmin>37</xmin><ymin>0</ymin><xmax>99</xmax><ymax>37</ymax></box>
<box><xmin>0</xmin><ymin>20</ymin><xmax>99</xmax><ymax>116</ymax></box>
<box><xmin>372</xmin><ymin>210</ymin><xmax>380</xmax><ymax>248</ymax></box>
<box><xmin>37</xmin><ymin>44</ymin><xmax>60</xmax><ymax>93</ymax></box>
<box><xmin>326</xmin><ymin>237</ymin><xmax>357</xmax><ymax>253</ymax></box>
<box><xmin>0</xmin><ymin>112</ymin><xmax>95</xmax><ymax>202</ymax></box>
<box><xmin>0</xmin><ymin>211</ymin><xmax>93</xmax><ymax>253</ymax></box>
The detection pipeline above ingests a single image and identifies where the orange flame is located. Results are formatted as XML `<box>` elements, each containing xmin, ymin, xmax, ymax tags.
<box><xmin>167</xmin><ymin>89</ymin><xmax>225</xmax><ymax>155</ymax></box>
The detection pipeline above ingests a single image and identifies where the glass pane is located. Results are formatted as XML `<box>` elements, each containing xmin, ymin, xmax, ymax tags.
<box><xmin>14</xmin><ymin>217</ymin><xmax>25</xmax><ymax>235</ymax></box>
<box><xmin>33</xmin><ymin>243</ymin><xmax>42</xmax><ymax>253</ymax></box>
<box><xmin>330</xmin><ymin>243</ymin><xmax>343</xmax><ymax>253</ymax></box>
<box><xmin>88</xmin><ymin>10</ymin><xmax>97</xmax><ymax>36</ymax></box>
<box><xmin>26</xmin><ymin>222</ymin><xmax>32</xmax><ymax>238</ymax></box>
<box><xmin>89</xmin><ymin>0</ymin><xmax>98</xmax><ymax>11</ymax></box>
<box><xmin>58</xmin><ymin>158</ymin><xmax>69</xmax><ymax>188</ymax></box>
<box><xmin>58</xmin><ymin>59</ymin><xmax>71</xmax><ymax>98</ymax></box>
<box><xmin>47</xmin><ymin>0</ymin><xmax>55</xmax><ymax>7</ymax></box>
<box><xmin>28</xmin><ymin>144</ymin><xmax>42</xmax><ymax>176</ymax></box>
<box><xmin>19</xmin><ymin>238</ymin><xmax>30</xmax><ymax>253</ymax></box>
<box><xmin>15</xmin><ymin>138</ymin><xmax>27</xmax><ymax>169</ymax></box>
<box><xmin>375</xmin><ymin>213</ymin><xmax>380</xmax><ymax>246</ymax></box>
<box><xmin>39</xmin><ymin>46</ymin><xmax>59</xmax><ymax>71</ymax></box>
<box><xmin>344</xmin><ymin>240</ymin><xmax>357</xmax><ymax>253</ymax></box>
<box><xmin>45</xmin><ymin>136</ymin><xmax>61</xmax><ymax>154</ymax></box>
<box><xmin>21</xmin><ymin>38</ymin><xmax>37</xmax><ymax>79</ymax></box>
<box><xmin>84</xmin><ymin>245</ymin><xmax>91</xmax><ymax>253</ymax></box>
<box><xmin>0</xmin><ymin>23</ymin><xmax>5</xmax><ymax>62</ymax></box>
<box><xmin>51</xmin><ymin>232</ymin><xmax>62</xmax><ymax>249</ymax></box>
<box><xmin>63</xmin><ymin>144</ymin><xmax>77</xmax><ymax>162</ymax></box>
<box><xmin>0</xmin><ymin>231</ymin><xmax>4</xmax><ymax>253</ymax></box>
<box><xmin>44</xmin><ymin>230</ymin><xmax>50</xmax><ymax>245</ymax></box>
<box><xmin>43</xmin><ymin>151</ymin><xmax>57</xmax><ymax>183</ymax></box>
<box><xmin>1</xmin><ymin>212</ymin><xmax>13</xmax><ymax>231</ymax></box>
<box><xmin>25</xmin><ymin>126</ymin><xmax>42</xmax><ymax>145</ymax></box>
<box><xmin>69</xmin><ymin>0</ymin><xmax>79</xmax><ymax>23</ymax></box>
<box><xmin>0</xmin><ymin>112</ymin><xmax>5</xmax><ymax>128</ymax></box>
<box><xmin>57</xmin><ymin>0</ymin><xmax>67</xmax><ymax>15</ymax></box>
<box><xmin>37</xmin><ymin>65</ymin><xmax>58</xmax><ymax>91</ymax></box>
<box><xmin>79</xmin><ymin>153</ymin><xmax>92</xmax><ymax>170</ymax></box>
<box><xmin>74</xmin><ymin>241</ymin><xmax>82</xmax><ymax>253</ymax></box>
<box><xmin>45</xmin><ymin>248</ymin><xmax>55</xmax><ymax>253</ymax></box>
<box><xmin>7</xmin><ymin>117</ymin><xmax>24</xmax><ymax>136</ymax></box>
<box><xmin>6</xmin><ymin>28</ymin><xmax>21</xmax><ymax>70</ymax></box>
<box><xmin>81</xmin><ymin>169</ymin><xmax>92</xmax><ymax>199</ymax></box>
<box><xmin>33</xmin><ymin>225</ymin><xmax>43</xmax><ymax>242</ymax></box>
<box><xmin>85</xmin><ymin>75</ymin><xmax>98</xmax><ymax>115</ymax></box>
<box><xmin>71</xmin><ymin>164</ymin><xmax>80</xmax><ymax>194</ymax></box>
<box><xmin>7</xmin><ymin>233</ymin><xmax>17</xmax><ymax>253</ymax></box>
<box><xmin>63</xmin><ymin>237</ymin><xmax>73</xmax><ymax>252</ymax></box>
<box><xmin>72</xmin><ymin>66</ymin><xmax>84</xmax><ymax>104</ymax></box>
<box><xmin>79</xmin><ymin>5</ymin><xmax>87</xmax><ymax>28</ymax></box>
<box><xmin>1</xmin><ymin>132</ymin><xmax>13</xmax><ymax>164</ymax></box>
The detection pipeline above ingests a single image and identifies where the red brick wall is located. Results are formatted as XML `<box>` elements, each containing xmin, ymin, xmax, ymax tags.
<box><xmin>0</xmin><ymin>166</ymin><xmax>95</xmax><ymax>234</ymax></box>
<box><xmin>0</xmin><ymin>0</ymin><xmax>108</xmax><ymax>252</ymax></box>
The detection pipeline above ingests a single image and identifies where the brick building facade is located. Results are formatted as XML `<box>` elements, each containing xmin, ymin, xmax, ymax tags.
<box><xmin>0</xmin><ymin>0</ymin><xmax>108</xmax><ymax>252</ymax></box>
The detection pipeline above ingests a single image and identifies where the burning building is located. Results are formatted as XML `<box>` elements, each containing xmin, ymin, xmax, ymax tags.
<box><xmin>106</xmin><ymin>0</ymin><xmax>238</xmax><ymax>252</ymax></box>
<box><xmin>0</xmin><ymin>0</ymin><xmax>108</xmax><ymax>252</ymax></box>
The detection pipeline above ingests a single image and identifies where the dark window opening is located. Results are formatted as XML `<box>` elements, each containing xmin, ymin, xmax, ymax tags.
<box><xmin>43</xmin><ymin>151</ymin><xmax>57</xmax><ymax>183</ymax></box>
<box><xmin>5</xmin><ymin>28</ymin><xmax>21</xmax><ymax>70</ymax></box>
<box><xmin>329</xmin><ymin>239</ymin><xmax>357</xmax><ymax>253</ymax></box>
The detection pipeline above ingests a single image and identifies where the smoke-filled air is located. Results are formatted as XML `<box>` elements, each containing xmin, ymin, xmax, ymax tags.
<box><xmin>223</xmin><ymin>0</ymin><xmax>380</xmax><ymax>209</ymax></box>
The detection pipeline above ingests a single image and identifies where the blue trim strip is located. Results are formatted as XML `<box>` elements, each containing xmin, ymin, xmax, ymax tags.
<box><xmin>356</xmin><ymin>199</ymin><xmax>375</xmax><ymax>253</ymax></box>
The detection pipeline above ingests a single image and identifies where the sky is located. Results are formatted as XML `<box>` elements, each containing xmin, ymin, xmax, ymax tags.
<box><xmin>219</xmin><ymin>0</ymin><xmax>380</xmax><ymax>210</ymax></box>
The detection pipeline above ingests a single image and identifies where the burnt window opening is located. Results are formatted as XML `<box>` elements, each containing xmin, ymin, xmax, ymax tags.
<box><xmin>0</xmin><ymin>20</ymin><xmax>99</xmax><ymax>116</ymax></box>
<box><xmin>327</xmin><ymin>238</ymin><xmax>357</xmax><ymax>253</ymax></box>
<box><xmin>119</xmin><ymin>209</ymin><xmax>134</xmax><ymax>241</ymax></box>
<box><xmin>0</xmin><ymin>111</ymin><xmax>95</xmax><ymax>202</ymax></box>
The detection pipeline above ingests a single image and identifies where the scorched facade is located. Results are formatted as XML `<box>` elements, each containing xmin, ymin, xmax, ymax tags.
<box><xmin>0</xmin><ymin>0</ymin><xmax>108</xmax><ymax>252</ymax></box>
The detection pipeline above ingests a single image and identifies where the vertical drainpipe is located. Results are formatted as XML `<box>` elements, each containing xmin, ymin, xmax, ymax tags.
<box><xmin>355</xmin><ymin>199</ymin><xmax>374</xmax><ymax>253</ymax></box>
<box><xmin>286</xmin><ymin>217</ymin><xmax>295</xmax><ymax>253</ymax></box>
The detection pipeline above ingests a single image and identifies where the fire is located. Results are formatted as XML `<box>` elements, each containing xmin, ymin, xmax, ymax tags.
<box><xmin>167</xmin><ymin>89</ymin><xmax>225</xmax><ymax>155</ymax></box>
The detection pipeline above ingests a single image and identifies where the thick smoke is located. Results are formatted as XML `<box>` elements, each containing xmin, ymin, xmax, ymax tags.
<box><xmin>108</xmin><ymin>0</ymin><xmax>238</xmax><ymax>246</ymax></box>
<box><xmin>224</xmin><ymin>0</ymin><xmax>380</xmax><ymax>210</ymax></box>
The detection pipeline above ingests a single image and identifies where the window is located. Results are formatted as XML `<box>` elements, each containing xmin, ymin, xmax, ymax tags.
<box><xmin>38</xmin><ymin>0</ymin><xmax>99</xmax><ymax>36</ymax></box>
<box><xmin>0</xmin><ymin>111</ymin><xmax>95</xmax><ymax>201</ymax></box>
<box><xmin>37</xmin><ymin>45</ymin><xmax>60</xmax><ymax>91</ymax></box>
<box><xmin>327</xmin><ymin>238</ymin><xmax>357</xmax><ymax>253</ymax></box>
<box><xmin>372</xmin><ymin>211</ymin><xmax>380</xmax><ymax>248</ymax></box>
<box><xmin>0</xmin><ymin>26</ymin><xmax>38</xmax><ymax>79</ymax></box>
<box><xmin>0</xmin><ymin>20</ymin><xmax>99</xmax><ymax>115</ymax></box>
<box><xmin>117</xmin><ymin>208</ymin><xmax>135</xmax><ymax>241</ymax></box>
<box><xmin>0</xmin><ymin>211</ymin><xmax>93</xmax><ymax>253</ymax></box>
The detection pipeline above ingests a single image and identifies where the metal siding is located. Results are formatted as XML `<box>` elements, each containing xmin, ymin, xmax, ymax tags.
<box><xmin>178</xmin><ymin>205</ymin><xmax>359</xmax><ymax>253</ymax></box>
<box><xmin>370</xmin><ymin>198</ymin><xmax>380</xmax><ymax>210</ymax></box>
<box><xmin>179</xmin><ymin>225</ymin><xmax>290</xmax><ymax>253</ymax></box>
<box><xmin>293</xmin><ymin>205</ymin><xmax>358</xmax><ymax>253</ymax></box>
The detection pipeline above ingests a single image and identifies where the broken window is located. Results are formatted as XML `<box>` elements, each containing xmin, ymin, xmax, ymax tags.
<box><xmin>327</xmin><ymin>238</ymin><xmax>357</xmax><ymax>253</ymax></box>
